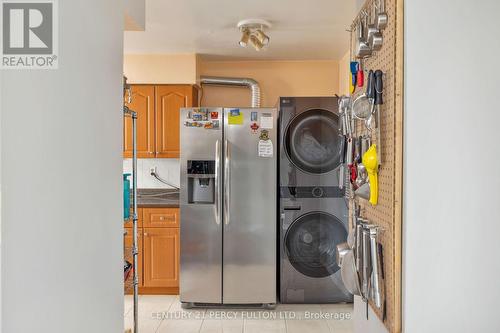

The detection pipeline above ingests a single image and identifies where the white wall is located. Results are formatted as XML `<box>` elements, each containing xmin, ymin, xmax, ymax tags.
<box><xmin>0</xmin><ymin>1</ymin><xmax>124</xmax><ymax>332</ymax></box>
<box><xmin>124</xmin><ymin>0</ymin><xmax>146</xmax><ymax>31</ymax></box>
<box><xmin>404</xmin><ymin>1</ymin><xmax>500</xmax><ymax>332</ymax></box>
<box><xmin>123</xmin><ymin>158</ymin><xmax>180</xmax><ymax>189</ymax></box>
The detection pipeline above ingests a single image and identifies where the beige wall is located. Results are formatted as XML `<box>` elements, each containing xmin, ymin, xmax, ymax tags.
<box><xmin>199</xmin><ymin>60</ymin><xmax>340</xmax><ymax>107</ymax></box>
<box><xmin>123</xmin><ymin>55</ymin><xmax>343</xmax><ymax>106</ymax></box>
<box><xmin>338</xmin><ymin>51</ymin><xmax>350</xmax><ymax>95</ymax></box>
<box><xmin>124</xmin><ymin>53</ymin><xmax>198</xmax><ymax>84</ymax></box>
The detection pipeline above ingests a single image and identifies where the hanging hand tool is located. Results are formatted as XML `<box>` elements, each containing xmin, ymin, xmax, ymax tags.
<box><xmin>346</xmin><ymin>137</ymin><xmax>357</xmax><ymax>186</ymax></box>
<box><xmin>369</xmin><ymin>228</ymin><xmax>381</xmax><ymax>308</ymax></box>
<box><xmin>362</xmin><ymin>227</ymin><xmax>372</xmax><ymax>319</ymax></box>
<box><xmin>366</xmin><ymin>70</ymin><xmax>376</xmax><ymax>115</ymax></box>
<box><xmin>378</xmin><ymin>243</ymin><xmax>387</xmax><ymax>321</ymax></box>
<box><xmin>374</xmin><ymin>70</ymin><xmax>384</xmax><ymax>164</ymax></box>
<box><xmin>350</xmin><ymin>61</ymin><xmax>359</xmax><ymax>93</ymax></box>
<box><xmin>339</xmin><ymin>136</ymin><xmax>346</xmax><ymax>190</ymax></box>
<box><xmin>363</xmin><ymin>145</ymin><xmax>379</xmax><ymax>206</ymax></box>
<box><xmin>357</xmin><ymin>59</ymin><xmax>364</xmax><ymax>87</ymax></box>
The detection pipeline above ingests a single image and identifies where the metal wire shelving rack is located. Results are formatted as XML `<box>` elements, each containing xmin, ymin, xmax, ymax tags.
<box><xmin>123</xmin><ymin>77</ymin><xmax>139</xmax><ymax>333</ymax></box>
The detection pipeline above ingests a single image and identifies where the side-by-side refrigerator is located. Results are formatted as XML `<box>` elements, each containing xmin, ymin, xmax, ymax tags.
<box><xmin>180</xmin><ymin>107</ymin><xmax>277</xmax><ymax>307</ymax></box>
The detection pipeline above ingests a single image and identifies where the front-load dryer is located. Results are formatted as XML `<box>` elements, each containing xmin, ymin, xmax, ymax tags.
<box><xmin>279</xmin><ymin>188</ymin><xmax>352</xmax><ymax>303</ymax></box>
<box><xmin>279</xmin><ymin>97</ymin><xmax>343</xmax><ymax>187</ymax></box>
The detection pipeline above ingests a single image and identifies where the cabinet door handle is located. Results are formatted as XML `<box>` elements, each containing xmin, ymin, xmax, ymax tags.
<box><xmin>143</xmin><ymin>232</ymin><xmax>148</xmax><ymax>236</ymax></box>
<box><xmin>158</xmin><ymin>215</ymin><xmax>174</xmax><ymax>221</ymax></box>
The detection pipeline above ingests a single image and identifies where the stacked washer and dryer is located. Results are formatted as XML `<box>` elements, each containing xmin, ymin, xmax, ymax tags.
<box><xmin>278</xmin><ymin>97</ymin><xmax>353</xmax><ymax>304</ymax></box>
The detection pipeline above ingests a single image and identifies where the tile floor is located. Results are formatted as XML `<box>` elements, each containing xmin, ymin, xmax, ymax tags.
<box><xmin>124</xmin><ymin>295</ymin><xmax>353</xmax><ymax>333</ymax></box>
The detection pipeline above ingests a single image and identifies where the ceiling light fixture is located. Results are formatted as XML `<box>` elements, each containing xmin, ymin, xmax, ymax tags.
<box><xmin>237</xmin><ymin>19</ymin><xmax>272</xmax><ymax>51</ymax></box>
<box><xmin>248</xmin><ymin>34</ymin><xmax>264</xmax><ymax>51</ymax></box>
<box><xmin>239</xmin><ymin>28</ymin><xmax>250</xmax><ymax>47</ymax></box>
<box><xmin>254</xmin><ymin>29</ymin><xmax>270</xmax><ymax>46</ymax></box>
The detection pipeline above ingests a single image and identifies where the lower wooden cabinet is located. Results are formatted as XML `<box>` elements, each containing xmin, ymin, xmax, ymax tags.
<box><xmin>125</xmin><ymin>207</ymin><xmax>180</xmax><ymax>295</ymax></box>
<box><xmin>143</xmin><ymin>227</ymin><xmax>180</xmax><ymax>288</ymax></box>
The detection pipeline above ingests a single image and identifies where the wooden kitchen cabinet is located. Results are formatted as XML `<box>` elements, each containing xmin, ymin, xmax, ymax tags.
<box><xmin>155</xmin><ymin>85</ymin><xmax>198</xmax><ymax>158</ymax></box>
<box><xmin>143</xmin><ymin>207</ymin><xmax>179</xmax><ymax>228</ymax></box>
<box><xmin>123</xmin><ymin>207</ymin><xmax>179</xmax><ymax>294</ymax></box>
<box><xmin>123</xmin><ymin>84</ymin><xmax>198</xmax><ymax>158</ymax></box>
<box><xmin>143</xmin><ymin>227</ymin><xmax>180</xmax><ymax>288</ymax></box>
<box><xmin>124</xmin><ymin>85</ymin><xmax>155</xmax><ymax>158</ymax></box>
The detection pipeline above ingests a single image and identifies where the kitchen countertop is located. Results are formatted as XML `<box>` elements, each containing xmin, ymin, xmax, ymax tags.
<box><xmin>133</xmin><ymin>189</ymin><xmax>179</xmax><ymax>208</ymax></box>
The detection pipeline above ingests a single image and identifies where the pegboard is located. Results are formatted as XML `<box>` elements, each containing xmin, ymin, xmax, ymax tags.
<box><xmin>348</xmin><ymin>0</ymin><xmax>403</xmax><ymax>332</ymax></box>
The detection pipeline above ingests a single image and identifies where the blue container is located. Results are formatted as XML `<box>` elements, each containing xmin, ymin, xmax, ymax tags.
<box><xmin>123</xmin><ymin>173</ymin><xmax>131</xmax><ymax>220</ymax></box>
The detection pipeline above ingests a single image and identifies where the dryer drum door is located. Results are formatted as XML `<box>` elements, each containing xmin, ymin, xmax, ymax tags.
<box><xmin>285</xmin><ymin>212</ymin><xmax>348</xmax><ymax>278</ymax></box>
<box><xmin>284</xmin><ymin>109</ymin><xmax>341</xmax><ymax>174</ymax></box>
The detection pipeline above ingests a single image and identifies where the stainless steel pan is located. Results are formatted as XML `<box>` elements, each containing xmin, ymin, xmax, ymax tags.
<box><xmin>368</xmin><ymin>5</ymin><xmax>383</xmax><ymax>51</ymax></box>
<box><xmin>356</xmin><ymin>17</ymin><xmax>371</xmax><ymax>58</ymax></box>
<box><xmin>366</xmin><ymin>7</ymin><xmax>378</xmax><ymax>45</ymax></box>
<box><xmin>336</xmin><ymin>242</ymin><xmax>351</xmax><ymax>268</ymax></box>
<box><xmin>341</xmin><ymin>249</ymin><xmax>362</xmax><ymax>296</ymax></box>
<box><xmin>355</xmin><ymin>182</ymin><xmax>370</xmax><ymax>201</ymax></box>
<box><xmin>376</xmin><ymin>0</ymin><xmax>388</xmax><ymax>30</ymax></box>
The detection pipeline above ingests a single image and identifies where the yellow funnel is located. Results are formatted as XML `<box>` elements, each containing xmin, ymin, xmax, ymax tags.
<box><xmin>362</xmin><ymin>144</ymin><xmax>378</xmax><ymax>206</ymax></box>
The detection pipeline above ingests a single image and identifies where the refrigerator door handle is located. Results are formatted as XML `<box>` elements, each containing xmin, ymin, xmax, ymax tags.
<box><xmin>214</xmin><ymin>139</ymin><xmax>221</xmax><ymax>225</ymax></box>
<box><xmin>224</xmin><ymin>139</ymin><xmax>231</xmax><ymax>225</ymax></box>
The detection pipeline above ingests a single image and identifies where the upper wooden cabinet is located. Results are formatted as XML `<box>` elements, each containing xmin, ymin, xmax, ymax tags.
<box><xmin>156</xmin><ymin>85</ymin><xmax>197</xmax><ymax>158</ymax></box>
<box><xmin>124</xmin><ymin>85</ymin><xmax>155</xmax><ymax>158</ymax></box>
<box><xmin>124</xmin><ymin>84</ymin><xmax>198</xmax><ymax>159</ymax></box>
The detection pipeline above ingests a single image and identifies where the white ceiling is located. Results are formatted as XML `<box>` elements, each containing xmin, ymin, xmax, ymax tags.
<box><xmin>124</xmin><ymin>0</ymin><xmax>358</xmax><ymax>61</ymax></box>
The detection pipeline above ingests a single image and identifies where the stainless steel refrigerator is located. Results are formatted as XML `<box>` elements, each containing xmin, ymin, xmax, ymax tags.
<box><xmin>180</xmin><ymin>107</ymin><xmax>277</xmax><ymax>308</ymax></box>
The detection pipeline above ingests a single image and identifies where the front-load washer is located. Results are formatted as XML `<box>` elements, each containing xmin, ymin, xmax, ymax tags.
<box><xmin>279</xmin><ymin>97</ymin><xmax>343</xmax><ymax>187</ymax></box>
<box><xmin>279</xmin><ymin>187</ymin><xmax>352</xmax><ymax>303</ymax></box>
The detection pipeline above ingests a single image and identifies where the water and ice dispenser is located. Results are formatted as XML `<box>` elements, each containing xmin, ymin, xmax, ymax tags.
<box><xmin>187</xmin><ymin>160</ymin><xmax>215</xmax><ymax>204</ymax></box>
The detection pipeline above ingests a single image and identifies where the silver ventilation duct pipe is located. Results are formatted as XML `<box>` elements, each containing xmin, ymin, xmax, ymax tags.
<box><xmin>200</xmin><ymin>76</ymin><xmax>261</xmax><ymax>108</ymax></box>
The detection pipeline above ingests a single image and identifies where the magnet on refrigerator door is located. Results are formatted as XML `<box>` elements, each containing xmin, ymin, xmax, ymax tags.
<box><xmin>251</xmin><ymin>111</ymin><xmax>258</xmax><ymax>122</ymax></box>
<box><xmin>211</xmin><ymin>120</ymin><xmax>220</xmax><ymax>129</ymax></box>
<box><xmin>192</xmin><ymin>109</ymin><xmax>209</xmax><ymax>121</ymax></box>
<box><xmin>259</xmin><ymin>129</ymin><xmax>270</xmax><ymax>141</ymax></box>
<box><xmin>228</xmin><ymin>108</ymin><xmax>243</xmax><ymax>125</ymax></box>
<box><xmin>258</xmin><ymin>139</ymin><xmax>273</xmax><ymax>158</ymax></box>
<box><xmin>260</xmin><ymin>114</ymin><xmax>273</xmax><ymax>129</ymax></box>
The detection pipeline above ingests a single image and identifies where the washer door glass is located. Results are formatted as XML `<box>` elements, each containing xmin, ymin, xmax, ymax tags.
<box><xmin>285</xmin><ymin>212</ymin><xmax>347</xmax><ymax>278</ymax></box>
<box><xmin>285</xmin><ymin>109</ymin><xmax>341</xmax><ymax>174</ymax></box>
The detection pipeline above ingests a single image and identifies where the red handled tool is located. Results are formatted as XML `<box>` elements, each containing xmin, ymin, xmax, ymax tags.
<box><xmin>357</xmin><ymin>59</ymin><xmax>364</xmax><ymax>87</ymax></box>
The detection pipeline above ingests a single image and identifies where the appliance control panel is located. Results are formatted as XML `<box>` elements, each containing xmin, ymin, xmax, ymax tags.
<box><xmin>187</xmin><ymin>160</ymin><xmax>215</xmax><ymax>175</ymax></box>
<box><xmin>280</xmin><ymin>186</ymin><xmax>344</xmax><ymax>199</ymax></box>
